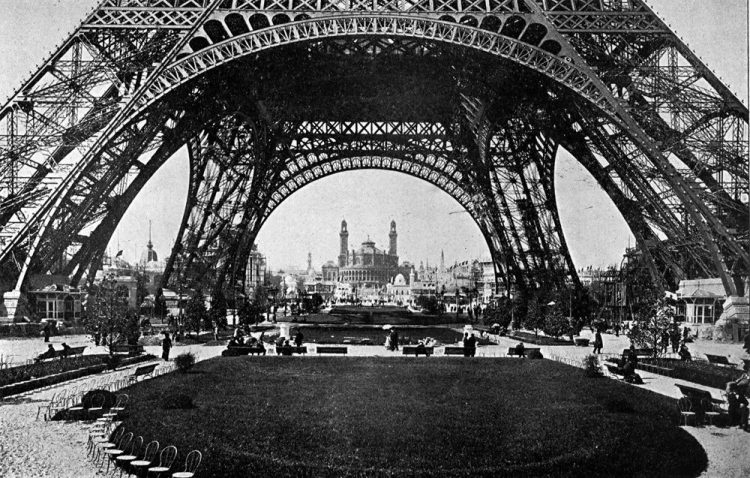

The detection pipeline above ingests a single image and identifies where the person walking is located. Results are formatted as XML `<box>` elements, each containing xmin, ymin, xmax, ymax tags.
<box><xmin>294</xmin><ymin>329</ymin><xmax>304</xmax><ymax>348</ymax></box>
<box><xmin>43</xmin><ymin>322</ymin><xmax>50</xmax><ymax>343</ymax></box>
<box><xmin>161</xmin><ymin>331</ymin><xmax>172</xmax><ymax>361</ymax></box>
<box><xmin>593</xmin><ymin>330</ymin><xmax>603</xmax><ymax>354</ymax></box>
<box><xmin>390</xmin><ymin>328</ymin><xmax>399</xmax><ymax>351</ymax></box>
<box><xmin>613</xmin><ymin>322</ymin><xmax>620</xmax><ymax>337</ymax></box>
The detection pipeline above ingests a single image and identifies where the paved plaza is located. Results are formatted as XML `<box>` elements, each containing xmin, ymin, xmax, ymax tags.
<box><xmin>1</xmin><ymin>329</ymin><xmax>749</xmax><ymax>477</ymax></box>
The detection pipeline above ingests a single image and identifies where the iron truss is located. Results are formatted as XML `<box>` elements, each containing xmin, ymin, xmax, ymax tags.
<box><xmin>0</xmin><ymin>0</ymin><xmax>746</xmax><ymax>309</ymax></box>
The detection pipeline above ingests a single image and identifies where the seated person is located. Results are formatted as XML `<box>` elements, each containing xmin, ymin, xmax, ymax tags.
<box><xmin>678</xmin><ymin>343</ymin><xmax>692</xmax><ymax>361</ymax></box>
<box><xmin>276</xmin><ymin>336</ymin><xmax>287</xmax><ymax>355</ymax></box>
<box><xmin>281</xmin><ymin>339</ymin><xmax>293</xmax><ymax>356</ymax></box>
<box><xmin>61</xmin><ymin>343</ymin><xmax>72</xmax><ymax>358</ymax></box>
<box><xmin>36</xmin><ymin>345</ymin><xmax>57</xmax><ymax>362</ymax></box>
<box><xmin>514</xmin><ymin>342</ymin><xmax>525</xmax><ymax>357</ymax></box>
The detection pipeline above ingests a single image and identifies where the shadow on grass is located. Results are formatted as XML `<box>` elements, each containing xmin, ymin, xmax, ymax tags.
<box><xmin>120</xmin><ymin>357</ymin><xmax>708</xmax><ymax>478</ymax></box>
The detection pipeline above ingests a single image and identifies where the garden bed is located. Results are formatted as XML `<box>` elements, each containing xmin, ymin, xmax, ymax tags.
<box><xmin>120</xmin><ymin>357</ymin><xmax>706</xmax><ymax>478</ymax></box>
<box><xmin>640</xmin><ymin>358</ymin><xmax>743</xmax><ymax>389</ymax></box>
<box><xmin>282</xmin><ymin>326</ymin><xmax>463</xmax><ymax>345</ymax></box>
<box><xmin>508</xmin><ymin>330</ymin><xmax>573</xmax><ymax>346</ymax></box>
<box><xmin>0</xmin><ymin>354</ymin><xmax>155</xmax><ymax>397</ymax></box>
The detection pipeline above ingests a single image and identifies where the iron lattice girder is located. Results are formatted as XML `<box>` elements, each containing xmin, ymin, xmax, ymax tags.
<box><xmin>84</xmin><ymin>0</ymin><xmax>668</xmax><ymax>33</ymax></box>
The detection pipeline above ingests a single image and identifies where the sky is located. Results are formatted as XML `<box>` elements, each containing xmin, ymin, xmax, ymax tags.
<box><xmin>0</xmin><ymin>1</ymin><xmax>747</xmax><ymax>272</ymax></box>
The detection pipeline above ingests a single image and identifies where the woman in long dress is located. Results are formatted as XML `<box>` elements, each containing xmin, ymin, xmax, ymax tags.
<box><xmin>162</xmin><ymin>332</ymin><xmax>172</xmax><ymax>361</ymax></box>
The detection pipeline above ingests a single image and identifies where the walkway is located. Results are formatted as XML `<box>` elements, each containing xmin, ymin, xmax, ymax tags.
<box><xmin>0</xmin><ymin>342</ymin><xmax>222</xmax><ymax>477</ymax></box>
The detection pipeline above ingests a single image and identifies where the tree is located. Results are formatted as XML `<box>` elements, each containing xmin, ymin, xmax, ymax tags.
<box><xmin>627</xmin><ymin>297</ymin><xmax>674</xmax><ymax>357</ymax></box>
<box><xmin>415</xmin><ymin>295</ymin><xmax>440</xmax><ymax>314</ymax></box>
<box><xmin>543</xmin><ymin>306</ymin><xmax>568</xmax><ymax>340</ymax></box>
<box><xmin>237</xmin><ymin>297</ymin><xmax>253</xmax><ymax>327</ymax></box>
<box><xmin>185</xmin><ymin>289</ymin><xmax>208</xmax><ymax>336</ymax></box>
<box><xmin>210</xmin><ymin>288</ymin><xmax>228</xmax><ymax>329</ymax></box>
<box><xmin>84</xmin><ymin>276</ymin><xmax>132</xmax><ymax>355</ymax></box>
<box><xmin>523</xmin><ymin>294</ymin><xmax>545</xmax><ymax>337</ymax></box>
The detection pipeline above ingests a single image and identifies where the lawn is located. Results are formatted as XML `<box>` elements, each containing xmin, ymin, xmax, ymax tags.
<box><xmin>120</xmin><ymin>358</ymin><xmax>706</xmax><ymax>477</ymax></box>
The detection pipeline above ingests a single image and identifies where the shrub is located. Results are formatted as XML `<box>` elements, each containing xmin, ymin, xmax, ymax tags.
<box><xmin>161</xmin><ymin>393</ymin><xmax>196</xmax><ymax>409</ymax></box>
<box><xmin>81</xmin><ymin>389</ymin><xmax>117</xmax><ymax>409</ymax></box>
<box><xmin>174</xmin><ymin>352</ymin><xmax>196</xmax><ymax>373</ymax></box>
<box><xmin>582</xmin><ymin>354</ymin><xmax>603</xmax><ymax>377</ymax></box>
<box><xmin>104</xmin><ymin>354</ymin><xmax>122</xmax><ymax>371</ymax></box>
<box><xmin>0</xmin><ymin>356</ymin><xmax>106</xmax><ymax>387</ymax></box>
<box><xmin>527</xmin><ymin>349</ymin><xmax>544</xmax><ymax>359</ymax></box>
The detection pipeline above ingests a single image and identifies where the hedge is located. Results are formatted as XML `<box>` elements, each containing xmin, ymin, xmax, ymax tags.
<box><xmin>0</xmin><ymin>354</ymin><xmax>155</xmax><ymax>398</ymax></box>
<box><xmin>641</xmin><ymin>358</ymin><xmax>743</xmax><ymax>389</ymax></box>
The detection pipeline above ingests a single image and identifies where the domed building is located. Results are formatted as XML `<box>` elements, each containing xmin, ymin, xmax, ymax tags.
<box><xmin>137</xmin><ymin>226</ymin><xmax>166</xmax><ymax>295</ymax></box>
<box><xmin>337</xmin><ymin>220</ymin><xmax>399</xmax><ymax>291</ymax></box>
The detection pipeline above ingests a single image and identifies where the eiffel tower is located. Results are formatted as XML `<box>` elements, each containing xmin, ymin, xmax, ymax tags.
<box><xmin>0</xmin><ymin>0</ymin><xmax>747</xmax><ymax>321</ymax></box>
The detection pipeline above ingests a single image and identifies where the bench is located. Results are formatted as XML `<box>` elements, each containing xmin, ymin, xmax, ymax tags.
<box><xmin>444</xmin><ymin>347</ymin><xmax>466</xmax><ymax>356</ymax></box>
<box><xmin>127</xmin><ymin>363</ymin><xmax>158</xmax><ymax>384</ymax></box>
<box><xmin>402</xmin><ymin>346</ymin><xmax>433</xmax><ymax>357</ymax></box>
<box><xmin>111</xmin><ymin>344</ymin><xmax>144</xmax><ymax>355</ymax></box>
<box><xmin>705</xmin><ymin>354</ymin><xmax>738</xmax><ymax>368</ymax></box>
<box><xmin>676</xmin><ymin>384</ymin><xmax>722</xmax><ymax>404</ymax></box>
<box><xmin>676</xmin><ymin>383</ymin><xmax>724</xmax><ymax>423</ymax></box>
<box><xmin>574</xmin><ymin>338</ymin><xmax>590</xmax><ymax>347</ymax></box>
<box><xmin>507</xmin><ymin>347</ymin><xmax>540</xmax><ymax>357</ymax></box>
<box><xmin>275</xmin><ymin>346</ymin><xmax>307</xmax><ymax>356</ymax></box>
<box><xmin>637</xmin><ymin>361</ymin><xmax>675</xmax><ymax>376</ymax></box>
<box><xmin>222</xmin><ymin>346</ymin><xmax>267</xmax><ymax>357</ymax></box>
<box><xmin>315</xmin><ymin>346</ymin><xmax>347</xmax><ymax>355</ymax></box>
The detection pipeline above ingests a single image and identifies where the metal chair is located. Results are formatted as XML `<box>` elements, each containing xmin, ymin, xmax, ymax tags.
<box><xmin>103</xmin><ymin>394</ymin><xmax>129</xmax><ymax>419</ymax></box>
<box><xmin>129</xmin><ymin>440</ymin><xmax>159</xmax><ymax>478</ymax></box>
<box><xmin>115</xmin><ymin>435</ymin><xmax>143</xmax><ymax>477</ymax></box>
<box><xmin>93</xmin><ymin>425</ymin><xmax>126</xmax><ymax>465</ymax></box>
<box><xmin>146</xmin><ymin>445</ymin><xmax>178</xmax><ymax>478</ymax></box>
<box><xmin>172</xmin><ymin>450</ymin><xmax>202</xmax><ymax>478</ymax></box>
<box><xmin>678</xmin><ymin>397</ymin><xmax>695</xmax><ymax>426</ymax></box>
<box><xmin>703</xmin><ymin>398</ymin><xmax>722</xmax><ymax>426</ymax></box>
<box><xmin>88</xmin><ymin>391</ymin><xmax>107</xmax><ymax>420</ymax></box>
<box><xmin>103</xmin><ymin>432</ymin><xmax>134</xmax><ymax>474</ymax></box>
<box><xmin>36</xmin><ymin>391</ymin><xmax>62</xmax><ymax>421</ymax></box>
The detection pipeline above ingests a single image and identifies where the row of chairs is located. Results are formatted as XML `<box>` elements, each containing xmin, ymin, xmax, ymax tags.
<box><xmin>36</xmin><ymin>361</ymin><xmax>176</xmax><ymax>421</ymax></box>
<box><xmin>89</xmin><ymin>422</ymin><xmax>201</xmax><ymax>477</ymax></box>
